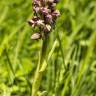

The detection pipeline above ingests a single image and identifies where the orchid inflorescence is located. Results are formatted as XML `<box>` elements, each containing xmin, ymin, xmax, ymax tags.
<box><xmin>28</xmin><ymin>0</ymin><xmax>60</xmax><ymax>40</ymax></box>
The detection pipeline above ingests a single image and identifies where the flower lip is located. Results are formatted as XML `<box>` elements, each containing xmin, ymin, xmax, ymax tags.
<box><xmin>43</xmin><ymin>24</ymin><xmax>52</xmax><ymax>32</ymax></box>
<box><xmin>37</xmin><ymin>20</ymin><xmax>44</xmax><ymax>26</ymax></box>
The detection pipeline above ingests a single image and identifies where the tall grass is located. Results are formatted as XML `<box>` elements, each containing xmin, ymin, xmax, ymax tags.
<box><xmin>0</xmin><ymin>0</ymin><xmax>96</xmax><ymax>96</ymax></box>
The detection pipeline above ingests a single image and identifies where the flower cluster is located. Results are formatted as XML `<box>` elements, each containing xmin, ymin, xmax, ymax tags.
<box><xmin>28</xmin><ymin>0</ymin><xmax>60</xmax><ymax>40</ymax></box>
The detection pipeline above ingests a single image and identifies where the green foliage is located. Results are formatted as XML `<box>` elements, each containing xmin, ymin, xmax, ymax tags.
<box><xmin>0</xmin><ymin>0</ymin><xmax>96</xmax><ymax>96</ymax></box>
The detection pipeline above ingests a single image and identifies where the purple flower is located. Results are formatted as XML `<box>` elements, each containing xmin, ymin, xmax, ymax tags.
<box><xmin>28</xmin><ymin>16</ymin><xmax>44</xmax><ymax>27</ymax></box>
<box><xmin>52</xmin><ymin>10</ymin><xmax>60</xmax><ymax>18</ymax></box>
<box><xmin>33</xmin><ymin>6</ymin><xmax>40</xmax><ymax>13</ymax></box>
<box><xmin>40</xmin><ymin>7</ymin><xmax>50</xmax><ymax>15</ymax></box>
<box><xmin>45</xmin><ymin>14</ymin><xmax>53</xmax><ymax>24</ymax></box>
<box><xmin>28</xmin><ymin>16</ymin><xmax>39</xmax><ymax>27</ymax></box>
<box><xmin>28</xmin><ymin>0</ymin><xmax>60</xmax><ymax>40</ymax></box>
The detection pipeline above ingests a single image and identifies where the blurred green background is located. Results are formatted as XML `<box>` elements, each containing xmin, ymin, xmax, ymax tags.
<box><xmin>0</xmin><ymin>0</ymin><xmax>96</xmax><ymax>96</ymax></box>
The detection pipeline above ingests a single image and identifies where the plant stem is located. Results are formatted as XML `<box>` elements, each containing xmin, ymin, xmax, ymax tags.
<box><xmin>32</xmin><ymin>34</ymin><xmax>49</xmax><ymax>96</ymax></box>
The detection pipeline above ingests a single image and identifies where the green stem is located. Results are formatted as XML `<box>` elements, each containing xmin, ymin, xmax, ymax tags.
<box><xmin>57</xmin><ymin>32</ymin><xmax>66</xmax><ymax>70</ymax></box>
<box><xmin>32</xmin><ymin>35</ymin><xmax>49</xmax><ymax>96</ymax></box>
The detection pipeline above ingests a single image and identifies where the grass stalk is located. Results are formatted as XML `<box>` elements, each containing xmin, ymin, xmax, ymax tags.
<box><xmin>4</xmin><ymin>49</ymin><xmax>15</xmax><ymax>76</ymax></box>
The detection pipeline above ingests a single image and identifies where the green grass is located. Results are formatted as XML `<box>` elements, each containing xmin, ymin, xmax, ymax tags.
<box><xmin>0</xmin><ymin>0</ymin><xmax>96</xmax><ymax>96</ymax></box>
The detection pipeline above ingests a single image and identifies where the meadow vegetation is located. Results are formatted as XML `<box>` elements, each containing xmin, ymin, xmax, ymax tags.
<box><xmin>0</xmin><ymin>0</ymin><xmax>96</xmax><ymax>96</ymax></box>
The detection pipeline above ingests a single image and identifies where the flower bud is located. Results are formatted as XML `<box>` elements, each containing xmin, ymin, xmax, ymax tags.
<box><xmin>31</xmin><ymin>33</ymin><xmax>41</xmax><ymax>40</ymax></box>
